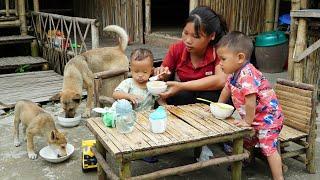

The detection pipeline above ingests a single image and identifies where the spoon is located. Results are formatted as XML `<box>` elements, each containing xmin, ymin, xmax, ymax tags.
<box><xmin>149</xmin><ymin>72</ymin><xmax>166</xmax><ymax>81</ymax></box>
<box><xmin>196</xmin><ymin>98</ymin><xmax>228</xmax><ymax>109</ymax></box>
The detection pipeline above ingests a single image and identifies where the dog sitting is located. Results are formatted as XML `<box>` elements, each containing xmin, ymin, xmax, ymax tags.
<box><xmin>13</xmin><ymin>100</ymin><xmax>67</xmax><ymax>160</ymax></box>
<box><xmin>51</xmin><ymin>25</ymin><xmax>129</xmax><ymax>118</ymax></box>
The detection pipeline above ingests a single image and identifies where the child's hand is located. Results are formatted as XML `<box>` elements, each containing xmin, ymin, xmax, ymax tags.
<box><xmin>128</xmin><ymin>95</ymin><xmax>143</xmax><ymax>106</ymax></box>
<box><xmin>232</xmin><ymin>120</ymin><xmax>251</xmax><ymax>127</ymax></box>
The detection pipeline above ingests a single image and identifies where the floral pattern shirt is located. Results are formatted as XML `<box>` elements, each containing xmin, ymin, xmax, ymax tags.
<box><xmin>225</xmin><ymin>63</ymin><xmax>283</xmax><ymax>130</ymax></box>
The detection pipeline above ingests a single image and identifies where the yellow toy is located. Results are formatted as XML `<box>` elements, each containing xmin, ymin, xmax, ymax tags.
<box><xmin>82</xmin><ymin>140</ymin><xmax>97</xmax><ymax>172</ymax></box>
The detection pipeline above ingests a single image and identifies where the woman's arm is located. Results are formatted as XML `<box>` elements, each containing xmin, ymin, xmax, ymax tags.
<box><xmin>160</xmin><ymin>64</ymin><xmax>227</xmax><ymax>99</ymax></box>
<box><xmin>181</xmin><ymin>64</ymin><xmax>227</xmax><ymax>91</ymax></box>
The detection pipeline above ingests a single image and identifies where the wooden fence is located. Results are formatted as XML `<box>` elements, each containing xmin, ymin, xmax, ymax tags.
<box><xmin>31</xmin><ymin>11</ymin><xmax>99</xmax><ymax>74</ymax></box>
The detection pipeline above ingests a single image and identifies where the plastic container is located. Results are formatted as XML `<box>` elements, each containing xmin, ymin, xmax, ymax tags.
<box><xmin>255</xmin><ymin>31</ymin><xmax>288</xmax><ymax>73</ymax></box>
<box><xmin>115</xmin><ymin>100</ymin><xmax>136</xmax><ymax>134</ymax></box>
<box><xmin>149</xmin><ymin>106</ymin><xmax>167</xmax><ymax>133</ymax></box>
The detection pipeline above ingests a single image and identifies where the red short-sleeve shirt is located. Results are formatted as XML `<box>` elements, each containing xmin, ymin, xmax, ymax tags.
<box><xmin>161</xmin><ymin>41</ymin><xmax>220</xmax><ymax>82</ymax></box>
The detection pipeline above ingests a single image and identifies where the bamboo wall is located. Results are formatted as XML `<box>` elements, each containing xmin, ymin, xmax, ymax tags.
<box><xmin>73</xmin><ymin>0</ymin><xmax>267</xmax><ymax>42</ymax></box>
<box><xmin>199</xmin><ymin>0</ymin><xmax>266</xmax><ymax>35</ymax></box>
<box><xmin>74</xmin><ymin>0</ymin><xmax>143</xmax><ymax>43</ymax></box>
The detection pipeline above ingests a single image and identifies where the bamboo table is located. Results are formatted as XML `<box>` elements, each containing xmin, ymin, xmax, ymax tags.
<box><xmin>86</xmin><ymin>103</ymin><xmax>253</xmax><ymax>180</ymax></box>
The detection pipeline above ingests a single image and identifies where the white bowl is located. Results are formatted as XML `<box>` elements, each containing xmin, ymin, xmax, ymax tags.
<box><xmin>146</xmin><ymin>81</ymin><xmax>167</xmax><ymax>95</ymax></box>
<box><xmin>210</xmin><ymin>103</ymin><xmax>234</xmax><ymax>120</ymax></box>
<box><xmin>39</xmin><ymin>144</ymin><xmax>74</xmax><ymax>163</ymax></box>
<box><xmin>57</xmin><ymin>113</ymin><xmax>81</xmax><ymax>127</ymax></box>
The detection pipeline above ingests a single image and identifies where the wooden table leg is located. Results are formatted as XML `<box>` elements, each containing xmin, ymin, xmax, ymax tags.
<box><xmin>119</xmin><ymin>159</ymin><xmax>131</xmax><ymax>180</ymax></box>
<box><xmin>96</xmin><ymin>140</ymin><xmax>107</xmax><ymax>180</ymax></box>
<box><xmin>231</xmin><ymin>138</ymin><xmax>243</xmax><ymax>180</ymax></box>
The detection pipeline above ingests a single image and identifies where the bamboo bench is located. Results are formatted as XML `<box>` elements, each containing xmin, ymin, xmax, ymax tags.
<box><xmin>275</xmin><ymin>78</ymin><xmax>318</xmax><ymax>173</ymax></box>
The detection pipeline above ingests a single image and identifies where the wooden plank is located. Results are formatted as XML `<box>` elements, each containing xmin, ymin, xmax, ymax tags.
<box><xmin>94</xmin><ymin>117</ymin><xmax>132</xmax><ymax>153</ymax></box>
<box><xmin>275</xmin><ymin>84</ymin><xmax>312</xmax><ymax>97</ymax></box>
<box><xmin>0</xmin><ymin>35</ymin><xmax>35</xmax><ymax>45</ymax></box>
<box><xmin>0</xmin><ymin>56</ymin><xmax>47</xmax><ymax>69</ymax></box>
<box><xmin>294</xmin><ymin>38</ymin><xmax>320</xmax><ymax>62</ymax></box>
<box><xmin>290</xmin><ymin>9</ymin><xmax>320</xmax><ymax>18</ymax></box>
<box><xmin>0</xmin><ymin>71</ymin><xmax>63</xmax><ymax>109</ymax></box>
<box><xmin>86</xmin><ymin>118</ymin><xmax>121</xmax><ymax>155</ymax></box>
<box><xmin>167</xmin><ymin>106</ymin><xmax>216</xmax><ymax>136</ymax></box>
<box><xmin>279</xmin><ymin>125</ymin><xmax>307</xmax><ymax>142</ymax></box>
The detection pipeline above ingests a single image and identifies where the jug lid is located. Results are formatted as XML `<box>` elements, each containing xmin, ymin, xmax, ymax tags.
<box><xmin>150</xmin><ymin>106</ymin><xmax>167</xmax><ymax>120</ymax></box>
<box><xmin>115</xmin><ymin>99</ymin><xmax>132</xmax><ymax>115</ymax></box>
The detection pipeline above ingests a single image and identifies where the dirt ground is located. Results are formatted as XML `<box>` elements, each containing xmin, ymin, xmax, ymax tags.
<box><xmin>1</xmin><ymin>72</ymin><xmax>320</xmax><ymax>180</ymax></box>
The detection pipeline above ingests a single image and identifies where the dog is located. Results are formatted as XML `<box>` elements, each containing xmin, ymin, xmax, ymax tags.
<box><xmin>51</xmin><ymin>25</ymin><xmax>129</xmax><ymax>118</ymax></box>
<box><xmin>13</xmin><ymin>100</ymin><xmax>67</xmax><ymax>160</ymax></box>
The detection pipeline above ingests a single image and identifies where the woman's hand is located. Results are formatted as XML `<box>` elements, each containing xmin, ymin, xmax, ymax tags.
<box><xmin>159</xmin><ymin>81</ymin><xmax>183</xmax><ymax>99</ymax></box>
<box><xmin>154</xmin><ymin>66</ymin><xmax>171</xmax><ymax>81</ymax></box>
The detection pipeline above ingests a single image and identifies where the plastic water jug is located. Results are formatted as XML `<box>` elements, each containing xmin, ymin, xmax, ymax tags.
<box><xmin>115</xmin><ymin>99</ymin><xmax>136</xmax><ymax>134</ymax></box>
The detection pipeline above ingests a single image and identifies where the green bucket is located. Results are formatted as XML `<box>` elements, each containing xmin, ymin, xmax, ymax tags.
<box><xmin>254</xmin><ymin>31</ymin><xmax>288</xmax><ymax>73</ymax></box>
<box><xmin>255</xmin><ymin>31</ymin><xmax>287</xmax><ymax>47</ymax></box>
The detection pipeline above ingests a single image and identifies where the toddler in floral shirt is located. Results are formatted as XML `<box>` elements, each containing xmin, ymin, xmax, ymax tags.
<box><xmin>216</xmin><ymin>31</ymin><xmax>284</xmax><ymax>180</ymax></box>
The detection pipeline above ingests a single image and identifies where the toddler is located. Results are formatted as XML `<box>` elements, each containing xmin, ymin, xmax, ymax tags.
<box><xmin>113</xmin><ymin>48</ymin><xmax>165</xmax><ymax>111</ymax></box>
<box><xmin>216</xmin><ymin>31</ymin><xmax>284</xmax><ymax>180</ymax></box>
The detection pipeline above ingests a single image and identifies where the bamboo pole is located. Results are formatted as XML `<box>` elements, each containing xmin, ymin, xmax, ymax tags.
<box><xmin>265</xmin><ymin>0</ymin><xmax>275</xmax><ymax>31</ymax></box>
<box><xmin>92</xmin><ymin>147</ymin><xmax>119</xmax><ymax>180</ymax></box>
<box><xmin>274</xmin><ymin>0</ymin><xmax>280</xmax><ymax>30</ymax></box>
<box><xmin>131</xmin><ymin>153</ymin><xmax>249</xmax><ymax>180</ymax></box>
<box><xmin>91</xmin><ymin>21</ymin><xmax>99</xmax><ymax>49</ymax></box>
<box><xmin>145</xmin><ymin>0</ymin><xmax>151</xmax><ymax>35</ymax></box>
<box><xmin>119</xmin><ymin>159</ymin><xmax>131</xmax><ymax>180</ymax></box>
<box><xmin>306</xmin><ymin>84</ymin><xmax>317</xmax><ymax>173</ymax></box>
<box><xmin>231</xmin><ymin>138</ymin><xmax>244</xmax><ymax>180</ymax></box>
<box><xmin>288</xmin><ymin>0</ymin><xmax>301</xmax><ymax>80</ymax></box>
<box><xmin>189</xmin><ymin>0</ymin><xmax>198</xmax><ymax>12</ymax></box>
<box><xmin>293</xmin><ymin>0</ymin><xmax>307</xmax><ymax>82</ymax></box>
<box><xmin>5</xmin><ymin>0</ymin><xmax>9</xmax><ymax>16</ymax></box>
<box><xmin>18</xmin><ymin>0</ymin><xmax>27</xmax><ymax>35</ymax></box>
<box><xmin>95</xmin><ymin>140</ymin><xmax>107</xmax><ymax>180</ymax></box>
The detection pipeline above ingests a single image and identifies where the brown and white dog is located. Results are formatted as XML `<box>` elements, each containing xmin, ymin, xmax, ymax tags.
<box><xmin>13</xmin><ymin>100</ymin><xmax>67</xmax><ymax>160</ymax></box>
<box><xmin>51</xmin><ymin>25</ymin><xmax>129</xmax><ymax>118</ymax></box>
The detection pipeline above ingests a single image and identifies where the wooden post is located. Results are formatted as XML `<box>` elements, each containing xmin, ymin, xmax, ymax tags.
<box><xmin>15</xmin><ymin>0</ymin><xmax>18</xmax><ymax>16</ymax></box>
<box><xmin>31</xmin><ymin>0</ymin><xmax>40</xmax><ymax>57</ymax></box>
<box><xmin>288</xmin><ymin>0</ymin><xmax>301</xmax><ymax>80</ymax></box>
<box><xmin>189</xmin><ymin>0</ymin><xmax>198</xmax><ymax>13</ymax></box>
<box><xmin>33</xmin><ymin>0</ymin><xmax>39</xmax><ymax>12</ymax></box>
<box><xmin>293</xmin><ymin>0</ymin><xmax>307</xmax><ymax>82</ymax></box>
<box><xmin>274</xmin><ymin>0</ymin><xmax>280</xmax><ymax>30</ymax></box>
<box><xmin>265</xmin><ymin>0</ymin><xmax>275</xmax><ymax>31</ymax></box>
<box><xmin>306</xmin><ymin>85</ymin><xmax>317</xmax><ymax>173</ymax></box>
<box><xmin>5</xmin><ymin>0</ymin><xmax>10</xmax><ymax>16</ymax></box>
<box><xmin>145</xmin><ymin>0</ymin><xmax>151</xmax><ymax>35</ymax></box>
<box><xmin>18</xmin><ymin>0</ymin><xmax>27</xmax><ymax>35</ymax></box>
<box><xmin>231</xmin><ymin>138</ymin><xmax>243</xmax><ymax>180</ymax></box>
<box><xmin>119</xmin><ymin>159</ymin><xmax>131</xmax><ymax>180</ymax></box>
<box><xmin>91</xmin><ymin>21</ymin><xmax>99</xmax><ymax>49</ymax></box>
<box><xmin>94</xmin><ymin>78</ymin><xmax>101</xmax><ymax>107</ymax></box>
<box><xmin>96</xmin><ymin>140</ymin><xmax>107</xmax><ymax>180</ymax></box>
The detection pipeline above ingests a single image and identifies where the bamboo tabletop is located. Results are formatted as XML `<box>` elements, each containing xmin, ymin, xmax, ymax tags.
<box><xmin>87</xmin><ymin>103</ymin><xmax>252</xmax><ymax>158</ymax></box>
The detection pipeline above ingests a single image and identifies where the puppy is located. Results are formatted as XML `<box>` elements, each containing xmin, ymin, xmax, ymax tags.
<box><xmin>51</xmin><ymin>25</ymin><xmax>129</xmax><ymax>118</ymax></box>
<box><xmin>13</xmin><ymin>100</ymin><xmax>67</xmax><ymax>160</ymax></box>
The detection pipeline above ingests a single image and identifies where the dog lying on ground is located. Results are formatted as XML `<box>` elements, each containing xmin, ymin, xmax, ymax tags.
<box><xmin>13</xmin><ymin>100</ymin><xmax>67</xmax><ymax>160</ymax></box>
<box><xmin>51</xmin><ymin>25</ymin><xmax>129</xmax><ymax>118</ymax></box>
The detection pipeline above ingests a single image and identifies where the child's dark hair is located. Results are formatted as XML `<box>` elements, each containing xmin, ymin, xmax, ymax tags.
<box><xmin>130</xmin><ymin>48</ymin><xmax>154</xmax><ymax>65</ymax></box>
<box><xmin>217</xmin><ymin>31</ymin><xmax>254</xmax><ymax>60</ymax></box>
<box><xmin>186</xmin><ymin>6</ymin><xmax>228</xmax><ymax>45</ymax></box>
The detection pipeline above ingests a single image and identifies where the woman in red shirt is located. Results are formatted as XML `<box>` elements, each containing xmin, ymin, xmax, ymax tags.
<box><xmin>154</xmin><ymin>6</ymin><xmax>228</xmax><ymax>105</ymax></box>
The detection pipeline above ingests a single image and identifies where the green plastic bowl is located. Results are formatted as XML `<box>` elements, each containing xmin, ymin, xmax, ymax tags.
<box><xmin>255</xmin><ymin>31</ymin><xmax>288</xmax><ymax>47</ymax></box>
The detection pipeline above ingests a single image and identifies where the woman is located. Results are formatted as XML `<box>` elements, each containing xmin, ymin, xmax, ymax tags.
<box><xmin>155</xmin><ymin>6</ymin><xmax>228</xmax><ymax>105</ymax></box>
